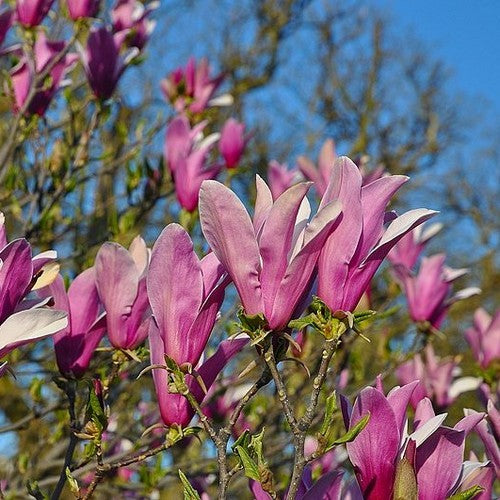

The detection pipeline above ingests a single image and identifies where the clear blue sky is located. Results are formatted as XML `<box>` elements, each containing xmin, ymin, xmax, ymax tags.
<box><xmin>383</xmin><ymin>0</ymin><xmax>500</xmax><ymax>111</ymax></box>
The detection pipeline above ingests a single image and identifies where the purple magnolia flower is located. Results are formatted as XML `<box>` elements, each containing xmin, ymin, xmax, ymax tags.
<box><xmin>164</xmin><ymin>115</ymin><xmax>221</xmax><ymax>212</ymax></box>
<box><xmin>219</xmin><ymin>118</ymin><xmax>246</xmax><ymax>168</ymax></box>
<box><xmin>395</xmin><ymin>254</ymin><xmax>481</xmax><ymax>330</ymax></box>
<box><xmin>111</xmin><ymin>0</ymin><xmax>158</xmax><ymax>50</ymax></box>
<box><xmin>11</xmin><ymin>33</ymin><xmax>77</xmax><ymax>116</ymax></box>
<box><xmin>66</xmin><ymin>0</ymin><xmax>100</xmax><ymax>20</ymax></box>
<box><xmin>344</xmin><ymin>382</ymin><xmax>484</xmax><ymax>500</ymax></box>
<box><xmin>199</xmin><ymin>176</ymin><xmax>342</xmax><ymax>330</ymax></box>
<box><xmin>0</xmin><ymin>229</ymin><xmax>67</xmax><ymax>361</ymax></box>
<box><xmin>147</xmin><ymin>223</ymin><xmax>246</xmax><ymax>426</ymax></box>
<box><xmin>317</xmin><ymin>156</ymin><xmax>437</xmax><ymax>313</ymax></box>
<box><xmin>396</xmin><ymin>344</ymin><xmax>480</xmax><ymax>410</ymax></box>
<box><xmin>95</xmin><ymin>236</ymin><xmax>150</xmax><ymax>350</ymax></box>
<box><xmin>267</xmin><ymin>160</ymin><xmax>299</xmax><ymax>200</ymax></box>
<box><xmin>297</xmin><ymin>138</ymin><xmax>336</xmax><ymax>198</ymax></box>
<box><xmin>16</xmin><ymin>0</ymin><xmax>54</xmax><ymax>27</ymax></box>
<box><xmin>161</xmin><ymin>57</ymin><xmax>225</xmax><ymax>114</ymax></box>
<box><xmin>79</xmin><ymin>26</ymin><xmax>137</xmax><ymax>100</ymax></box>
<box><xmin>387</xmin><ymin>222</ymin><xmax>442</xmax><ymax>270</ymax></box>
<box><xmin>465</xmin><ymin>307</ymin><xmax>500</xmax><ymax>369</ymax></box>
<box><xmin>38</xmin><ymin>270</ymin><xmax>106</xmax><ymax>378</ymax></box>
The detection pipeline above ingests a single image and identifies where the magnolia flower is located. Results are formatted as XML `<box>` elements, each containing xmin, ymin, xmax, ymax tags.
<box><xmin>38</xmin><ymin>270</ymin><xmax>106</xmax><ymax>378</ymax></box>
<box><xmin>0</xmin><ymin>7</ymin><xmax>13</xmax><ymax>47</ymax></box>
<box><xmin>79</xmin><ymin>26</ymin><xmax>137</xmax><ymax>100</ymax></box>
<box><xmin>387</xmin><ymin>222</ymin><xmax>443</xmax><ymax>270</ymax></box>
<box><xmin>95</xmin><ymin>236</ymin><xmax>150</xmax><ymax>350</ymax></box>
<box><xmin>317</xmin><ymin>156</ymin><xmax>437</xmax><ymax>313</ymax></box>
<box><xmin>147</xmin><ymin>224</ymin><xmax>247</xmax><ymax>426</ymax></box>
<box><xmin>344</xmin><ymin>383</ymin><xmax>484</xmax><ymax>500</ymax></box>
<box><xmin>11</xmin><ymin>33</ymin><xmax>77</xmax><ymax>116</ymax></box>
<box><xmin>395</xmin><ymin>254</ymin><xmax>481</xmax><ymax>330</ymax></box>
<box><xmin>465</xmin><ymin>307</ymin><xmax>500</xmax><ymax>369</ymax></box>
<box><xmin>219</xmin><ymin>118</ymin><xmax>246</xmax><ymax>168</ymax></box>
<box><xmin>396</xmin><ymin>344</ymin><xmax>481</xmax><ymax>410</ymax></box>
<box><xmin>297</xmin><ymin>138</ymin><xmax>336</xmax><ymax>198</ymax></box>
<box><xmin>199</xmin><ymin>177</ymin><xmax>342</xmax><ymax>330</ymax></box>
<box><xmin>16</xmin><ymin>0</ymin><xmax>54</xmax><ymax>27</ymax></box>
<box><xmin>66</xmin><ymin>0</ymin><xmax>100</xmax><ymax>20</ymax></box>
<box><xmin>164</xmin><ymin>115</ymin><xmax>221</xmax><ymax>212</ymax></box>
<box><xmin>111</xmin><ymin>0</ymin><xmax>158</xmax><ymax>50</ymax></box>
<box><xmin>161</xmin><ymin>57</ymin><xmax>225</xmax><ymax>114</ymax></box>
<box><xmin>267</xmin><ymin>160</ymin><xmax>299</xmax><ymax>200</ymax></box>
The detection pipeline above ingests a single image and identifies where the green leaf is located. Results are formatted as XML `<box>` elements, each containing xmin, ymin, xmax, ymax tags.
<box><xmin>65</xmin><ymin>467</ymin><xmax>80</xmax><ymax>496</ymax></box>
<box><xmin>326</xmin><ymin>412</ymin><xmax>370</xmax><ymax>450</ymax></box>
<box><xmin>447</xmin><ymin>485</ymin><xmax>484</xmax><ymax>500</ymax></box>
<box><xmin>249</xmin><ymin>428</ymin><xmax>266</xmax><ymax>467</ymax></box>
<box><xmin>235</xmin><ymin>445</ymin><xmax>261</xmax><ymax>481</ymax></box>
<box><xmin>288</xmin><ymin>313</ymin><xmax>318</xmax><ymax>331</ymax></box>
<box><xmin>320</xmin><ymin>391</ymin><xmax>337</xmax><ymax>436</ymax></box>
<box><xmin>178</xmin><ymin>469</ymin><xmax>201</xmax><ymax>500</ymax></box>
<box><xmin>238</xmin><ymin>309</ymin><xmax>267</xmax><ymax>334</ymax></box>
<box><xmin>232</xmin><ymin>430</ymin><xmax>251</xmax><ymax>451</ymax></box>
<box><xmin>87</xmin><ymin>382</ymin><xmax>107</xmax><ymax>432</ymax></box>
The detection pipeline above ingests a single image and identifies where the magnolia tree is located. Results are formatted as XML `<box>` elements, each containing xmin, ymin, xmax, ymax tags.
<box><xmin>0</xmin><ymin>1</ymin><xmax>498</xmax><ymax>500</ymax></box>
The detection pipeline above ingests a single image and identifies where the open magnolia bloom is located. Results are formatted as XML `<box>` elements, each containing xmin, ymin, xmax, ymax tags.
<box><xmin>316</xmin><ymin>156</ymin><xmax>437</xmax><ymax>314</ymax></box>
<box><xmin>343</xmin><ymin>382</ymin><xmax>488</xmax><ymax>500</ymax></box>
<box><xmin>199</xmin><ymin>176</ymin><xmax>342</xmax><ymax>330</ymax></box>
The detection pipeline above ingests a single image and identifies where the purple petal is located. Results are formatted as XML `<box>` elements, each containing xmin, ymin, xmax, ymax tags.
<box><xmin>253</xmin><ymin>174</ymin><xmax>273</xmax><ymax>235</ymax></box>
<box><xmin>303</xmin><ymin>470</ymin><xmax>344</xmax><ymax>500</ymax></box>
<box><xmin>68</xmin><ymin>268</ymin><xmax>100</xmax><ymax>335</ymax></box>
<box><xmin>386</xmin><ymin>381</ymin><xmax>419</xmax><ymax>437</ymax></box>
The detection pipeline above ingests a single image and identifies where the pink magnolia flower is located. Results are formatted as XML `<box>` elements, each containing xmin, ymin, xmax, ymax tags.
<box><xmin>164</xmin><ymin>115</ymin><xmax>221</xmax><ymax>212</ymax></box>
<box><xmin>267</xmin><ymin>160</ymin><xmax>299</xmax><ymax>200</ymax></box>
<box><xmin>111</xmin><ymin>0</ymin><xmax>158</xmax><ymax>50</ymax></box>
<box><xmin>219</xmin><ymin>118</ymin><xmax>246</xmax><ymax>168</ymax></box>
<box><xmin>396</xmin><ymin>344</ymin><xmax>480</xmax><ymax>410</ymax></box>
<box><xmin>16</xmin><ymin>0</ymin><xmax>54</xmax><ymax>27</ymax></box>
<box><xmin>11</xmin><ymin>33</ymin><xmax>77</xmax><ymax>116</ymax></box>
<box><xmin>199</xmin><ymin>176</ymin><xmax>342</xmax><ymax>330</ymax></box>
<box><xmin>79</xmin><ymin>26</ymin><xmax>137</xmax><ymax>100</ymax></box>
<box><xmin>297</xmin><ymin>138</ymin><xmax>336</xmax><ymax>198</ymax></box>
<box><xmin>465</xmin><ymin>307</ymin><xmax>500</xmax><ymax>369</ymax></box>
<box><xmin>344</xmin><ymin>382</ymin><xmax>484</xmax><ymax>500</ymax></box>
<box><xmin>395</xmin><ymin>254</ymin><xmax>481</xmax><ymax>330</ymax></box>
<box><xmin>387</xmin><ymin>222</ymin><xmax>442</xmax><ymax>270</ymax></box>
<box><xmin>95</xmin><ymin>236</ymin><xmax>150</xmax><ymax>350</ymax></box>
<box><xmin>147</xmin><ymin>223</ymin><xmax>246</xmax><ymax>426</ymax></box>
<box><xmin>317</xmin><ymin>156</ymin><xmax>437</xmax><ymax>313</ymax></box>
<box><xmin>38</xmin><ymin>270</ymin><xmax>106</xmax><ymax>378</ymax></box>
<box><xmin>161</xmin><ymin>57</ymin><xmax>225</xmax><ymax>114</ymax></box>
<box><xmin>66</xmin><ymin>0</ymin><xmax>100</xmax><ymax>20</ymax></box>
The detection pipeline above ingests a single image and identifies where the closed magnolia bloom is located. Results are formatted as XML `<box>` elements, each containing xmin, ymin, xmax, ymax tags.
<box><xmin>317</xmin><ymin>156</ymin><xmax>437</xmax><ymax>314</ymax></box>
<box><xmin>396</xmin><ymin>254</ymin><xmax>481</xmax><ymax>329</ymax></box>
<box><xmin>16</xmin><ymin>0</ymin><xmax>54</xmax><ymax>27</ymax></box>
<box><xmin>66</xmin><ymin>0</ymin><xmax>100</xmax><ymax>20</ymax></box>
<box><xmin>344</xmin><ymin>382</ymin><xmax>485</xmax><ymax>500</ymax></box>
<box><xmin>388</xmin><ymin>221</ymin><xmax>443</xmax><ymax>270</ymax></box>
<box><xmin>147</xmin><ymin>224</ymin><xmax>246</xmax><ymax>426</ymax></box>
<box><xmin>39</xmin><ymin>270</ymin><xmax>106</xmax><ymax>378</ymax></box>
<box><xmin>199</xmin><ymin>176</ymin><xmax>342</xmax><ymax>330</ymax></box>
<box><xmin>164</xmin><ymin>115</ymin><xmax>220</xmax><ymax>212</ymax></box>
<box><xmin>80</xmin><ymin>26</ymin><xmax>137</xmax><ymax>100</ymax></box>
<box><xmin>11</xmin><ymin>33</ymin><xmax>77</xmax><ymax>116</ymax></box>
<box><xmin>0</xmin><ymin>7</ymin><xmax>13</xmax><ymax>47</ymax></box>
<box><xmin>267</xmin><ymin>160</ymin><xmax>299</xmax><ymax>200</ymax></box>
<box><xmin>465</xmin><ymin>307</ymin><xmax>500</xmax><ymax>369</ymax></box>
<box><xmin>219</xmin><ymin>118</ymin><xmax>246</xmax><ymax>168</ymax></box>
<box><xmin>95</xmin><ymin>236</ymin><xmax>150</xmax><ymax>350</ymax></box>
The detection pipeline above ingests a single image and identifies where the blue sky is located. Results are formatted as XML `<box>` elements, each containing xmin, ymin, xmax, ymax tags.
<box><xmin>384</xmin><ymin>0</ymin><xmax>500</xmax><ymax>111</ymax></box>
